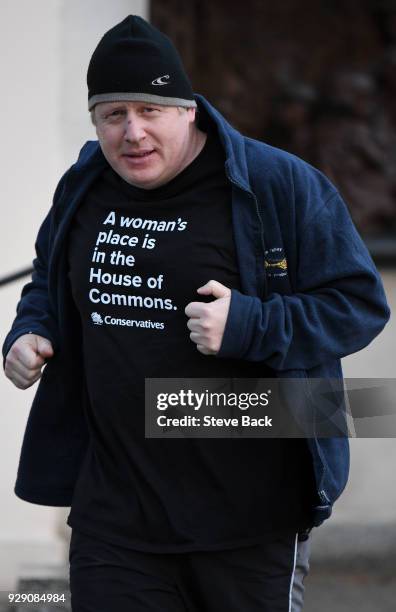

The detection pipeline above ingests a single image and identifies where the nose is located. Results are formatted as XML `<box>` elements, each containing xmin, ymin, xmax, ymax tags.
<box><xmin>124</xmin><ymin>115</ymin><xmax>146</xmax><ymax>144</ymax></box>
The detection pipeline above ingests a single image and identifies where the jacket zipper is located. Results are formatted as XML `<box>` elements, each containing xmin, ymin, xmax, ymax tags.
<box><xmin>225</xmin><ymin>169</ymin><xmax>267</xmax><ymax>298</ymax></box>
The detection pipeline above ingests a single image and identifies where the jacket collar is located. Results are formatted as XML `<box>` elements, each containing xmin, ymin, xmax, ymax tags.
<box><xmin>194</xmin><ymin>94</ymin><xmax>251</xmax><ymax>193</ymax></box>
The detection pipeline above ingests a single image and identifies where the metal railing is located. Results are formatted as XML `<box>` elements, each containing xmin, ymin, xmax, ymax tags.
<box><xmin>0</xmin><ymin>267</ymin><xmax>33</xmax><ymax>288</ymax></box>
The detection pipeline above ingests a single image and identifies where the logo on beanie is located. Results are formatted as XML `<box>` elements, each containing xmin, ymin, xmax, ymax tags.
<box><xmin>151</xmin><ymin>74</ymin><xmax>170</xmax><ymax>86</ymax></box>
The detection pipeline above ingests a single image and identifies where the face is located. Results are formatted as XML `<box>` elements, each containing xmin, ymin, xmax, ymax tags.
<box><xmin>93</xmin><ymin>101</ymin><xmax>200</xmax><ymax>189</ymax></box>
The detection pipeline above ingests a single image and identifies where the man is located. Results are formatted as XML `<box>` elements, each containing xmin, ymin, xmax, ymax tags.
<box><xmin>3</xmin><ymin>15</ymin><xmax>390</xmax><ymax>612</ymax></box>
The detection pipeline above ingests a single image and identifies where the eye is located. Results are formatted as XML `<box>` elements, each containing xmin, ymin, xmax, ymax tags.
<box><xmin>109</xmin><ymin>109</ymin><xmax>125</xmax><ymax>117</ymax></box>
<box><xmin>100</xmin><ymin>108</ymin><xmax>126</xmax><ymax>122</ymax></box>
<box><xmin>142</xmin><ymin>106</ymin><xmax>160</xmax><ymax>114</ymax></box>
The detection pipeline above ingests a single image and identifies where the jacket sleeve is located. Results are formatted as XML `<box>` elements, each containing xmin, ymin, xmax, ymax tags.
<box><xmin>217</xmin><ymin>191</ymin><xmax>390</xmax><ymax>370</ymax></box>
<box><xmin>2</xmin><ymin>173</ymin><xmax>69</xmax><ymax>361</ymax></box>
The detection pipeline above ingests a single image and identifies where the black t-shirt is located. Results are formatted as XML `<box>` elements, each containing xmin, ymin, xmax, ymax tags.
<box><xmin>66</xmin><ymin>128</ymin><xmax>317</xmax><ymax>552</ymax></box>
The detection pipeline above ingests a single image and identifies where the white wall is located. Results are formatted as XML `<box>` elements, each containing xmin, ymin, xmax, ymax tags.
<box><xmin>0</xmin><ymin>0</ymin><xmax>62</xmax><ymax>273</ymax></box>
<box><xmin>0</xmin><ymin>0</ymin><xmax>148</xmax><ymax>590</ymax></box>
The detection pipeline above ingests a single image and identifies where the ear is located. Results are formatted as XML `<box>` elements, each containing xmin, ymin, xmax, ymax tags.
<box><xmin>187</xmin><ymin>107</ymin><xmax>196</xmax><ymax>123</ymax></box>
<box><xmin>90</xmin><ymin>107</ymin><xmax>97</xmax><ymax>127</ymax></box>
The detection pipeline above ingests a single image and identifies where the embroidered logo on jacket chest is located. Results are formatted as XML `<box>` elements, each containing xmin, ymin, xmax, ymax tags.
<box><xmin>264</xmin><ymin>247</ymin><xmax>288</xmax><ymax>278</ymax></box>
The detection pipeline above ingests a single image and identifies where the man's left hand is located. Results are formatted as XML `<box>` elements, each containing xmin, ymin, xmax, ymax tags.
<box><xmin>185</xmin><ymin>281</ymin><xmax>231</xmax><ymax>355</ymax></box>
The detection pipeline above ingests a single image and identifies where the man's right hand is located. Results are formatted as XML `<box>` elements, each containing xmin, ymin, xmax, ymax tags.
<box><xmin>4</xmin><ymin>334</ymin><xmax>54</xmax><ymax>390</ymax></box>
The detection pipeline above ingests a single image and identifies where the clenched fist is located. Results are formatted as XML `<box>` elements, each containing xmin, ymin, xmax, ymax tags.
<box><xmin>185</xmin><ymin>280</ymin><xmax>231</xmax><ymax>355</ymax></box>
<box><xmin>4</xmin><ymin>333</ymin><xmax>54</xmax><ymax>389</ymax></box>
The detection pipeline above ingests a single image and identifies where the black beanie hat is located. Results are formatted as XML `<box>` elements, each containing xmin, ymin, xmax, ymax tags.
<box><xmin>87</xmin><ymin>16</ymin><xmax>196</xmax><ymax>110</ymax></box>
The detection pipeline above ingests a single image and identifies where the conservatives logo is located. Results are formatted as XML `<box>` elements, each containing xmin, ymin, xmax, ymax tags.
<box><xmin>91</xmin><ymin>312</ymin><xmax>103</xmax><ymax>325</ymax></box>
<box><xmin>90</xmin><ymin>312</ymin><xmax>165</xmax><ymax>330</ymax></box>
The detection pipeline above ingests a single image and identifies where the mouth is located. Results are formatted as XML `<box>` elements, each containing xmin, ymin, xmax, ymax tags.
<box><xmin>123</xmin><ymin>150</ymin><xmax>155</xmax><ymax>159</ymax></box>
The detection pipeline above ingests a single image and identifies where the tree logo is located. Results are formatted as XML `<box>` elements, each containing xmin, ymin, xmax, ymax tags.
<box><xmin>91</xmin><ymin>312</ymin><xmax>103</xmax><ymax>325</ymax></box>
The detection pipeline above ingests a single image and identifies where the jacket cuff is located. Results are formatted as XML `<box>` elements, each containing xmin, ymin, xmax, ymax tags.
<box><xmin>217</xmin><ymin>289</ymin><xmax>255</xmax><ymax>359</ymax></box>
